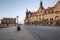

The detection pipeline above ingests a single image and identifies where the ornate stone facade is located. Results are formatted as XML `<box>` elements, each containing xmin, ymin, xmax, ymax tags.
<box><xmin>24</xmin><ymin>1</ymin><xmax>60</xmax><ymax>26</ymax></box>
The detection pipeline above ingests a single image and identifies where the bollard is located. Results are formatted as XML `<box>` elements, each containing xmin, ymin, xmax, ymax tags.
<box><xmin>17</xmin><ymin>26</ymin><xmax>20</xmax><ymax>31</ymax></box>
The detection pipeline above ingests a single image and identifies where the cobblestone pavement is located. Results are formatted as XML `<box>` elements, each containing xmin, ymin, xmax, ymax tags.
<box><xmin>0</xmin><ymin>26</ymin><xmax>35</xmax><ymax>40</ymax></box>
<box><xmin>23</xmin><ymin>25</ymin><xmax>60</xmax><ymax>40</ymax></box>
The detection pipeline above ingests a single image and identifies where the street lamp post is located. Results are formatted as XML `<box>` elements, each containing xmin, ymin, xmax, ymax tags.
<box><xmin>16</xmin><ymin>16</ymin><xmax>20</xmax><ymax>31</ymax></box>
<box><xmin>17</xmin><ymin>16</ymin><xmax>19</xmax><ymax>26</ymax></box>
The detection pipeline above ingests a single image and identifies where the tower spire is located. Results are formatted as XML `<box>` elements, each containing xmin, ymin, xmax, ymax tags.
<box><xmin>40</xmin><ymin>0</ymin><xmax>44</xmax><ymax>9</ymax></box>
<box><xmin>26</xmin><ymin>9</ymin><xmax>28</xmax><ymax>12</ymax></box>
<box><xmin>40</xmin><ymin>0</ymin><xmax>42</xmax><ymax>7</ymax></box>
<box><xmin>26</xmin><ymin>9</ymin><xmax>28</xmax><ymax>17</ymax></box>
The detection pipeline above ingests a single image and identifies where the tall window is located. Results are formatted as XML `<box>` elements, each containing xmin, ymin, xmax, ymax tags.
<box><xmin>50</xmin><ymin>18</ymin><xmax>53</xmax><ymax>21</ymax></box>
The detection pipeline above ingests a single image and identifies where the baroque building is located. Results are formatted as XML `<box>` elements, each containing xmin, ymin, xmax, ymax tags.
<box><xmin>24</xmin><ymin>1</ymin><xmax>60</xmax><ymax>26</ymax></box>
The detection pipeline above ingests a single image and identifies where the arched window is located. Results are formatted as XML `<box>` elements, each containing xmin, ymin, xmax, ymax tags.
<box><xmin>50</xmin><ymin>18</ymin><xmax>53</xmax><ymax>21</ymax></box>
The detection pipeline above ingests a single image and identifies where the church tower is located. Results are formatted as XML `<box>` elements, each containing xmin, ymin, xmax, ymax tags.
<box><xmin>26</xmin><ymin>9</ymin><xmax>28</xmax><ymax>18</ymax></box>
<box><xmin>36</xmin><ymin>1</ymin><xmax>44</xmax><ymax>23</ymax></box>
<box><xmin>40</xmin><ymin>1</ymin><xmax>44</xmax><ymax>9</ymax></box>
<box><xmin>37</xmin><ymin>1</ymin><xmax>44</xmax><ymax>13</ymax></box>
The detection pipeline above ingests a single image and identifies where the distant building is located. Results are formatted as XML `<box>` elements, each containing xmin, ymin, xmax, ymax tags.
<box><xmin>0</xmin><ymin>19</ymin><xmax>1</xmax><ymax>24</ymax></box>
<box><xmin>24</xmin><ymin>1</ymin><xmax>60</xmax><ymax>26</ymax></box>
<box><xmin>1</xmin><ymin>18</ymin><xmax>16</xmax><ymax>26</ymax></box>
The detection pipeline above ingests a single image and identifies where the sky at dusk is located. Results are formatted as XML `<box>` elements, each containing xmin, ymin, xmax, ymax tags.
<box><xmin>0</xmin><ymin>0</ymin><xmax>58</xmax><ymax>24</ymax></box>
